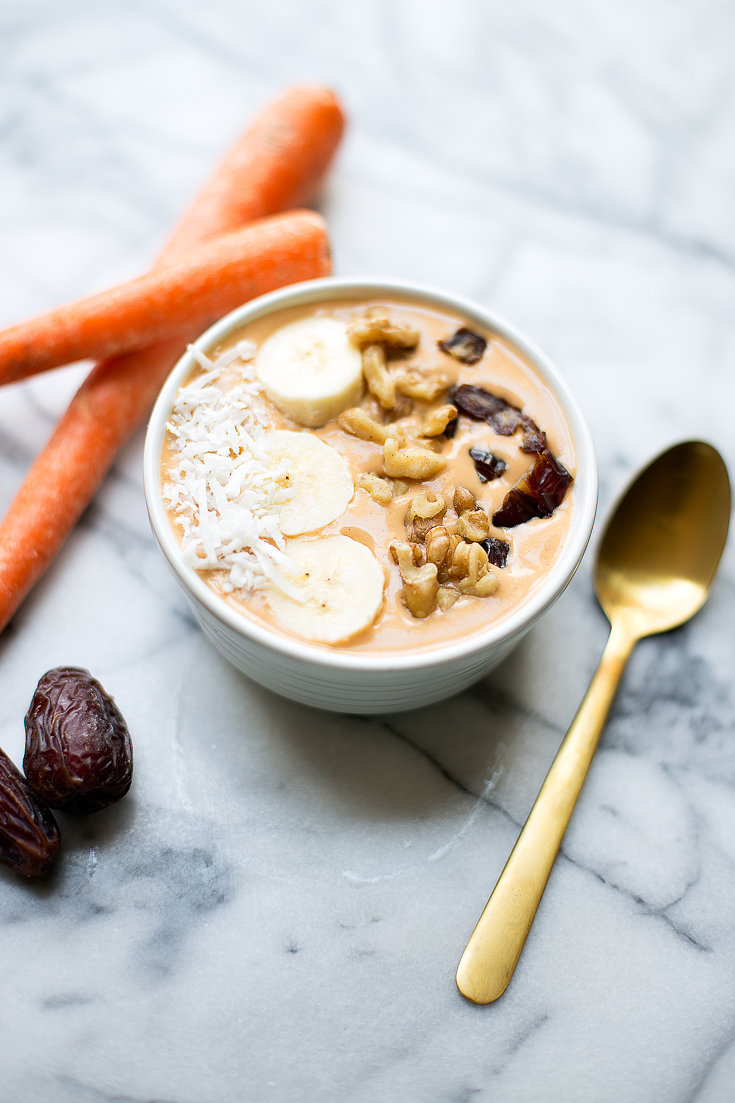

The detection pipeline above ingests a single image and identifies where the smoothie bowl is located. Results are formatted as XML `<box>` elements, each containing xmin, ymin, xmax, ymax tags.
<box><xmin>144</xmin><ymin>277</ymin><xmax>597</xmax><ymax>713</ymax></box>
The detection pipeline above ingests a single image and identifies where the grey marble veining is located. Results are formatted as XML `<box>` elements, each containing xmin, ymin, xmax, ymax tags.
<box><xmin>1</xmin><ymin>2</ymin><xmax>735</xmax><ymax>1101</ymax></box>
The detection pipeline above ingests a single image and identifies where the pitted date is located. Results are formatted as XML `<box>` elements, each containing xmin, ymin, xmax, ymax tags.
<box><xmin>469</xmin><ymin>447</ymin><xmax>507</xmax><ymax>483</ymax></box>
<box><xmin>481</xmin><ymin>537</ymin><xmax>511</xmax><ymax>568</ymax></box>
<box><xmin>24</xmin><ymin>668</ymin><xmax>133</xmax><ymax>814</ymax></box>
<box><xmin>492</xmin><ymin>450</ymin><xmax>573</xmax><ymax>528</ymax></box>
<box><xmin>449</xmin><ymin>384</ymin><xmax>547</xmax><ymax>453</ymax></box>
<box><xmin>0</xmin><ymin>746</ymin><xmax>60</xmax><ymax>876</ymax></box>
<box><xmin>438</xmin><ymin>327</ymin><xmax>487</xmax><ymax>364</ymax></box>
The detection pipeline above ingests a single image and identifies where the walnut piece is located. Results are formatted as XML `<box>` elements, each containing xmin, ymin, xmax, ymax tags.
<box><xmin>390</xmin><ymin>541</ymin><xmax>423</xmax><ymax>565</ymax></box>
<box><xmin>383</xmin><ymin>393</ymin><xmax>414</xmax><ymax>422</ymax></box>
<box><xmin>446</xmin><ymin>533</ymin><xmax>462</xmax><ymax>568</ymax></box>
<box><xmin>362</xmin><ymin>344</ymin><xmax>395</xmax><ymax>409</ymax></box>
<box><xmin>390</xmin><ymin>540</ymin><xmax>439</xmax><ymax>618</ymax></box>
<box><xmin>339</xmin><ymin>407</ymin><xmax>393</xmax><ymax>444</ymax></box>
<box><xmin>404</xmin><ymin>495</ymin><xmax>447</xmax><ymax>543</ymax></box>
<box><xmin>408</xmin><ymin>492</ymin><xmax>446</xmax><ymax>520</ymax></box>
<box><xmin>437</xmin><ymin>534</ymin><xmax>462</xmax><ymax>585</ymax></box>
<box><xmin>357</xmin><ymin>472</ymin><xmax>393</xmax><ymax>505</ymax></box>
<box><xmin>457</xmin><ymin>508</ymin><xmax>490</xmax><ymax>543</ymax></box>
<box><xmin>405</xmin><ymin>515</ymin><xmax>441</xmax><ymax>543</ymax></box>
<box><xmin>453</xmin><ymin>486</ymin><xmax>476</xmax><ymax>514</ymax></box>
<box><xmin>401</xmin><ymin>431</ymin><xmax>443</xmax><ymax>454</ymax></box>
<box><xmin>391</xmin><ymin>479</ymin><xmax>411</xmax><ymax>497</ymax></box>
<box><xmin>348</xmin><ymin>316</ymin><xmax>420</xmax><ymax>350</ymax></box>
<box><xmin>458</xmin><ymin>542</ymin><xmax>498</xmax><ymax>598</ymax></box>
<box><xmin>425</xmin><ymin>526</ymin><xmax>450</xmax><ymax>569</ymax></box>
<box><xmin>383</xmin><ymin>437</ymin><xmax>447</xmax><ymax>480</ymax></box>
<box><xmin>422</xmin><ymin>404</ymin><xmax>458</xmax><ymax>437</ymax></box>
<box><xmin>436</xmin><ymin>586</ymin><xmax>460</xmax><ymax>611</ymax></box>
<box><xmin>405</xmin><ymin>511</ymin><xmax>442</xmax><ymax>544</ymax></box>
<box><xmin>449</xmin><ymin>540</ymin><xmax>473</xmax><ymax>579</ymax></box>
<box><xmin>395</xmin><ymin>371</ymin><xmax>450</xmax><ymax>403</ymax></box>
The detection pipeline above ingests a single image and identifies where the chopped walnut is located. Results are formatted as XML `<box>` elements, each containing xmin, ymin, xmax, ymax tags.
<box><xmin>405</xmin><ymin>510</ymin><xmax>443</xmax><ymax>544</ymax></box>
<box><xmin>458</xmin><ymin>542</ymin><xmax>498</xmax><ymax>598</ymax></box>
<box><xmin>449</xmin><ymin>540</ymin><xmax>473</xmax><ymax>580</ymax></box>
<box><xmin>446</xmin><ymin>533</ymin><xmax>462</xmax><ymax>564</ymax></box>
<box><xmin>362</xmin><ymin>344</ymin><xmax>395</xmax><ymax>409</ymax></box>
<box><xmin>391</xmin><ymin>540</ymin><xmax>423</xmax><ymax>564</ymax></box>
<box><xmin>348</xmin><ymin>316</ymin><xmax>420</xmax><ymax>350</ymax></box>
<box><xmin>404</xmin><ymin>494</ymin><xmax>446</xmax><ymax>544</ymax></box>
<box><xmin>438</xmin><ymin>534</ymin><xmax>462</xmax><ymax>585</ymax></box>
<box><xmin>390</xmin><ymin>540</ymin><xmax>439</xmax><ymax>618</ymax></box>
<box><xmin>436</xmin><ymin>586</ymin><xmax>460</xmax><ymax>611</ymax></box>
<box><xmin>394</xmin><ymin>371</ymin><xmax>450</xmax><ymax>403</ymax></box>
<box><xmin>422</xmin><ymin>404</ymin><xmax>458</xmax><ymax>437</ymax></box>
<box><xmin>383</xmin><ymin>393</ymin><xmax>414</xmax><ymax>422</ymax></box>
<box><xmin>453</xmin><ymin>486</ymin><xmax>476</xmax><ymax>514</ymax></box>
<box><xmin>383</xmin><ymin>437</ymin><xmax>447</xmax><ymax>480</ymax></box>
<box><xmin>339</xmin><ymin>407</ymin><xmax>392</xmax><ymax>444</ymax></box>
<box><xmin>457</xmin><ymin>508</ymin><xmax>490</xmax><ymax>543</ymax></box>
<box><xmin>425</xmin><ymin>526</ymin><xmax>450</xmax><ymax>569</ymax></box>
<box><xmin>357</xmin><ymin>472</ymin><xmax>393</xmax><ymax>505</ymax></box>
<box><xmin>401</xmin><ymin>430</ymin><xmax>443</xmax><ymax>454</ymax></box>
<box><xmin>390</xmin><ymin>479</ymin><xmax>411</xmax><ymax>497</ymax></box>
<box><xmin>408</xmin><ymin>492</ymin><xmax>446</xmax><ymax>520</ymax></box>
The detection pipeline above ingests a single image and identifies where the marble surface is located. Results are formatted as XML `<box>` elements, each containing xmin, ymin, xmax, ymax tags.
<box><xmin>1</xmin><ymin>2</ymin><xmax>735</xmax><ymax>1100</ymax></box>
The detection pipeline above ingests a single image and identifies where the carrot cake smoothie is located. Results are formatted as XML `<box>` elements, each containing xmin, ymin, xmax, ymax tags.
<box><xmin>160</xmin><ymin>298</ymin><xmax>575</xmax><ymax>654</ymax></box>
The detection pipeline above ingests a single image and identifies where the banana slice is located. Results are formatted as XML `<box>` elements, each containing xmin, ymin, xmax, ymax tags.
<box><xmin>256</xmin><ymin>316</ymin><xmax>364</xmax><ymax>427</ymax></box>
<box><xmin>265</xmin><ymin>430</ymin><xmax>353</xmax><ymax>535</ymax></box>
<box><xmin>266</xmin><ymin>535</ymin><xmax>385</xmax><ymax>644</ymax></box>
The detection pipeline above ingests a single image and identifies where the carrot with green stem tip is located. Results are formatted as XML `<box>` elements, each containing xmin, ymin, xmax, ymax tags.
<box><xmin>0</xmin><ymin>211</ymin><xmax>329</xmax><ymax>386</ymax></box>
<box><xmin>0</xmin><ymin>85</ymin><xmax>344</xmax><ymax>631</ymax></box>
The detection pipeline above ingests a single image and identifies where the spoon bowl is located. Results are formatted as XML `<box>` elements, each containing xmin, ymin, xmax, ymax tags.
<box><xmin>596</xmin><ymin>441</ymin><xmax>730</xmax><ymax>634</ymax></box>
<box><xmin>456</xmin><ymin>440</ymin><xmax>730</xmax><ymax>1004</ymax></box>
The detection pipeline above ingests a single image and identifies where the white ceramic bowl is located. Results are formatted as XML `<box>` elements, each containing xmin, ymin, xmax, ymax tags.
<box><xmin>144</xmin><ymin>276</ymin><xmax>597</xmax><ymax>713</ymax></box>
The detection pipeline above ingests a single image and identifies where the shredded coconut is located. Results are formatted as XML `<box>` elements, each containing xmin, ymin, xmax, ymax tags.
<box><xmin>163</xmin><ymin>347</ymin><xmax>305</xmax><ymax>602</ymax></box>
<box><xmin>214</xmin><ymin>339</ymin><xmax>257</xmax><ymax>368</ymax></box>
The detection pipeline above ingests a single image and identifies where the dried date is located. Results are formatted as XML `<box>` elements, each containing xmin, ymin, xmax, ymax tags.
<box><xmin>24</xmin><ymin>668</ymin><xmax>133</xmax><ymax>814</ymax></box>
<box><xmin>469</xmin><ymin>447</ymin><xmax>507</xmax><ymax>483</ymax></box>
<box><xmin>438</xmin><ymin>327</ymin><xmax>487</xmax><ymax>364</ymax></box>
<box><xmin>449</xmin><ymin>384</ymin><xmax>547</xmax><ymax>453</ymax></box>
<box><xmin>0</xmin><ymin>745</ymin><xmax>60</xmax><ymax>876</ymax></box>
<box><xmin>481</xmin><ymin>537</ymin><xmax>511</xmax><ymax>568</ymax></box>
<box><xmin>492</xmin><ymin>450</ymin><xmax>573</xmax><ymax>528</ymax></box>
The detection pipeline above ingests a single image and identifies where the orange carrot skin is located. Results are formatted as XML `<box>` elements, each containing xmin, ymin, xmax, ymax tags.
<box><xmin>0</xmin><ymin>219</ymin><xmax>330</xmax><ymax>618</ymax></box>
<box><xmin>0</xmin><ymin>338</ymin><xmax>185</xmax><ymax>607</ymax></box>
<box><xmin>0</xmin><ymin>85</ymin><xmax>344</xmax><ymax>630</ymax></box>
<box><xmin>0</xmin><ymin>211</ymin><xmax>329</xmax><ymax>386</ymax></box>
<box><xmin>158</xmin><ymin>86</ymin><xmax>344</xmax><ymax>264</ymax></box>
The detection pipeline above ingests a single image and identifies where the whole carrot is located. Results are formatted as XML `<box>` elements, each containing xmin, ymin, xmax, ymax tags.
<box><xmin>157</xmin><ymin>85</ymin><xmax>344</xmax><ymax>263</ymax></box>
<box><xmin>0</xmin><ymin>85</ymin><xmax>344</xmax><ymax>631</ymax></box>
<box><xmin>0</xmin><ymin>211</ymin><xmax>329</xmax><ymax>386</ymax></box>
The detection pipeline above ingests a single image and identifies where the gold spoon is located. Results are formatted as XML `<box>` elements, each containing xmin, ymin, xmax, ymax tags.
<box><xmin>456</xmin><ymin>440</ymin><xmax>731</xmax><ymax>1004</ymax></box>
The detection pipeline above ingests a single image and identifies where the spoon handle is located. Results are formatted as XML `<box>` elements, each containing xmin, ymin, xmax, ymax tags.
<box><xmin>456</xmin><ymin>618</ymin><xmax>636</xmax><ymax>1004</ymax></box>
